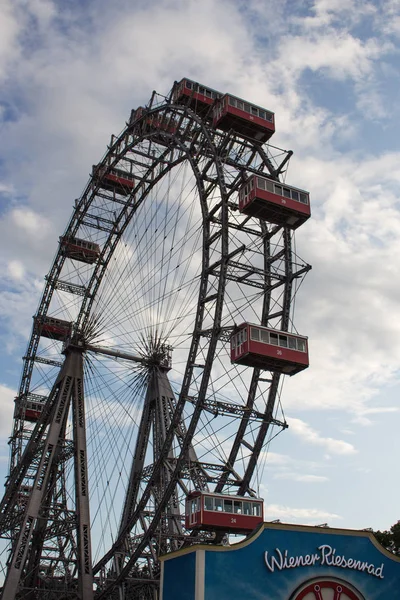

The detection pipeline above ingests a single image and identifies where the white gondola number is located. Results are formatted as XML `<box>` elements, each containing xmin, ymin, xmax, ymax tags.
<box><xmin>231</xmin><ymin>518</ymin><xmax>236</xmax><ymax>523</ymax></box>
<box><xmin>277</xmin><ymin>349</ymin><xmax>282</xmax><ymax>356</ymax></box>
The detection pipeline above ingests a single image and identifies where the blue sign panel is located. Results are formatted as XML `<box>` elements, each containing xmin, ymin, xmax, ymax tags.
<box><xmin>162</xmin><ymin>549</ymin><xmax>196</xmax><ymax>600</ymax></box>
<box><xmin>161</xmin><ymin>523</ymin><xmax>400</xmax><ymax>600</ymax></box>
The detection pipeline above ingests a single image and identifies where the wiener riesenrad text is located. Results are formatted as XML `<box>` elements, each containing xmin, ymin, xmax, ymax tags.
<box><xmin>264</xmin><ymin>544</ymin><xmax>384</xmax><ymax>579</ymax></box>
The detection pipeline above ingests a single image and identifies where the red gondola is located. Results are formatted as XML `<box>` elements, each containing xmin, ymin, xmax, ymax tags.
<box><xmin>130</xmin><ymin>106</ymin><xmax>177</xmax><ymax>140</ymax></box>
<box><xmin>238</xmin><ymin>175</ymin><xmax>311</xmax><ymax>229</ymax></box>
<box><xmin>213</xmin><ymin>95</ymin><xmax>275</xmax><ymax>142</ymax></box>
<box><xmin>231</xmin><ymin>323</ymin><xmax>309</xmax><ymax>375</ymax></box>
<box><xmin>15</xmin><ymin>395</ymin><xmax>45</xmax><ymax>422</ymax></box>
<box><xmin>24</xmin><ymin>402</ymin><xmax>43</xmax><ymax>421</ymax></box>
<box><xmin>129</xmin><ymin>106</ymin><xmax>145</xmax><ymax>126</ymax></box>
<box><xmin>60</xmin><ymin>236</ymin><xmax>101</xmax><ymax>264</ymax></box>
<box><xmin>185</xmin><ymin>491</ymin><xmax>263</xmax><ymax>534</ymax></box>
<box><xmin>172</xmin><ymin>78</ymin><xmax>222</xmax><ymax>117</ymax></box>
<box><xmin>34</xmin><ymin>316</ymin><xmax>73</xmax><ymax>342</ymax></box>
<box><xmin>93</xmin><ymin>165</ymin><xmax>136</xmax><ymax>196</ymax></box>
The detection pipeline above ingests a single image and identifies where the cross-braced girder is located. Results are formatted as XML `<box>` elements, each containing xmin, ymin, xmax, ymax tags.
<box><xmin>1</xmin><ymin>347</ymin><xmax>92</xmax><ymax>600</ymax></box>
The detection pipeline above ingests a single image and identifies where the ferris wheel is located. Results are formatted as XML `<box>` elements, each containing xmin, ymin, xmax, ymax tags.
<box><xmin>0</xmin><ymin>78</ymin><xmax>311</xmax><ymax>599</ymax></box>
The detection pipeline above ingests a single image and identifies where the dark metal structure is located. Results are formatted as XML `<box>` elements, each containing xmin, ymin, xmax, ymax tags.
<box><xmin>0</xmin><ymin>80</ymin><xmax>310</xmax><ymax>599</ymax></box>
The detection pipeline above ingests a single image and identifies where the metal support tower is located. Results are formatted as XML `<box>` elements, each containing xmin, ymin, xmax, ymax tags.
<box><xmin>0</xmin><ymin>346</ymin><xmax>93</xmax><ymax>600</ymax></box>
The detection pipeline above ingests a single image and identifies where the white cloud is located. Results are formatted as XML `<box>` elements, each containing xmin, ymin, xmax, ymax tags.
<box><xmin>265</xmin><ymin>503</ymin><xmax>341</xmax><ymax>524</ymax></box>
<box><xmin>0</xmin><ymin>182</ymin><xmax>14</xmax><ymax>195</ymax></box>
<box><xmin>352</xmin><ymin>407</ymin><xmax>400</xmax><ymax>427</ymax></box>
<box><xmin>262</xmin><ymin>452</ymin><xmax>291</xmax><ymax>466</ymax></box>
<box><xmin>0</xmin><ymin>1</ymin><xmax>20</xmax><ymax>81</ymax></box>
<box><xmin>305</xmin><ymin>0</ymin><xmax>377</xmax><ymax>28</ymax></box>
<box><xmin>278</xmin><ymin>33</ymin><xmax>386</xmax><ymax>82</ymax></box>
<box><xmin>287</xmin><ymin>418</ymin><xmax>357</xmax><ymax>455</ymax></box>
<box><xmin>0</xmin><ymin>267</ymin><xmax>42</xmax><ymax>348</ymax></box>
<box><xmin>340</xmin><ymin>429</ymin><xmax>355</xmax><ymax>436</ymax></box>
<box><xmin>0</xmin><ymin>384</ymin><xmax>15</xmax><ymax>438</ymax></box>
<box><xmin>273</xmin><ymin>473</ymin><xmax>329</xmax><ymax>483</ymax></box>
<box><xmin>24</xmin><ymin>0</ymin><xmax>56</xmax><ymax>28</ymax></box>
<box><xmin>0</xmin><ymin>207</ymin><xmax>57</xmax><ymax>278</ymax></box>
<box><xmin>10</xmin><ymin>208</ymin><xmax>51</xmax><ymax>236</ymax></box>
<box><xmin>275</xmin><ymin>145</ymin><xmax>400</xmax><ymax>423</ymax></box>
<box><xmin>7</xmin><ymin>260</ymin><xmax>25</xmax><ymax>281</ymax></box>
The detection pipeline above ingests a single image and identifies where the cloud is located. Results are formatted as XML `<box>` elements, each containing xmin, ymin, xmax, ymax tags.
<box><xmin>278</xmin><ymin>33</ymin><xmax>386</xmax><ymax>82</ymax></box>
<box><xmin>275</xmin><ymin>146</ymin><xmax>400</xmax><ymax>423</ymax></box>
<box><xmin>352</xmin><ymin>406</ymin><xmax>400</xmax><ymax>426</ymax></box>
<box><xmin>340</xmin><ymin>429</ymin><xmax>355</xmax><ymax>436</ymax></box>
<box><xmin>265</xmin><ymin>503</ymin><xmax>341</xmax><ymax>524</ymax></box>
<box><xmin>0</xmin><ymin>383</ymin><xmax>15</xmax><ymax>438</ymax></box>
<box><xmin>262</xmin><ymin>452</ymin><xmax>292</xmax><ymax>466</ymax></box>
<box><xmin>0</xmin><ymin>206</ymin><xmax>57</xmax><ymax>280</ymax></box>
<box><xmin>10</xmin><ymin>208</ymin><xmax>51</xmax><ymax>236</ymax></box>
<box><xmin>0</xmin><ymin>267</ymin><xmax>42</xmax><ymax>351</ymax></box>
<box><xmin>273</xmin><ymin>473</ymin><xmax>329</xmax><ymax>483</ymax></box>
<box><xmin>0</xmin><ymin>1</ymin><xmax>20</xmax><ymax>81</ymax></box>
<box><xmin>300</xmin><ymin>0</ymin><xmax>377</xmax><ymax>30</ymax></box>
<box><xmin>287</xmin><ymin>418</ymin><xmax>357</xmax><ymax>455</ymax></box>
<box><xmin>0</xmin><ymin>182</ymin><xmax>14</xmax><ymax>195</ymax></box>
<box><xmin>7</xmin><ymin>260</ymin><xmax>25</xmax><ymax>281</ymax></box>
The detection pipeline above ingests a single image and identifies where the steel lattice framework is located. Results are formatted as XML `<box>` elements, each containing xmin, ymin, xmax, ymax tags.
<box><xmin>0</xmin><ymin>83</ymin><xmax>310</xmax><ymax>599</ymax></box>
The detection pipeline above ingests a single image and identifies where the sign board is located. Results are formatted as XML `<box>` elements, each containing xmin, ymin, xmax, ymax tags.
<box><xmin>160</xmin><ymin>523</ymin><xmax>400</xmax><ymax>600</ymax></box>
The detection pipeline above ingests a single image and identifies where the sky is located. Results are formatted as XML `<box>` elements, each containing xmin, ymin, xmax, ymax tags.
<box><xmin>1</xmin><ymin>0</ymin><xmax>400</xmax><ymax>536</ymax></box>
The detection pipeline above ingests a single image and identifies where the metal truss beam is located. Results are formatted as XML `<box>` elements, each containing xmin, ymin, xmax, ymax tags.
<box><xmin>185</xmin><ymin>396</ymin><xmax>288</xmax><ymax>427</ymax></box>
<box><xmin>50</xmin><ymin>278</ymin><xmax>89</xmax><ymax>297</ymax></box>
<box><xmin>22</xmin><ymin>355</ymin><xmax>63</xmax><ymax>368</ymax></box>
<box><xmin>0</xmin><ymin>348</ymin><xmax>94</xmax><ymax>600</ymax></box>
